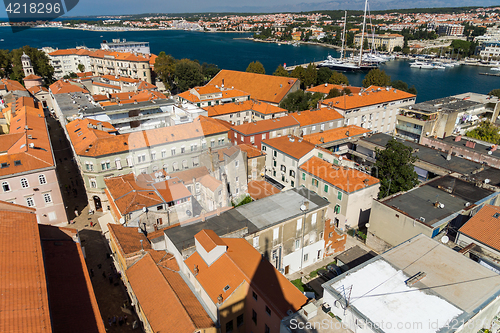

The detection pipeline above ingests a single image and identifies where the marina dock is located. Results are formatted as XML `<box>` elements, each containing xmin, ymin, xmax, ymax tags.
<box><xmin>479</xmin><ymin>72</ymin><xmax>500</xmax><ymax>77</ymax></box>
<box><xmin>285</xmin><ymin>61</ymin><xmax>323</xmax><ymax>71</ymax></box>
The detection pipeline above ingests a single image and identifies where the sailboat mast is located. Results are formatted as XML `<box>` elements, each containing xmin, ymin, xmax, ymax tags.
<box><xmin>341</xmin><ymin>11</ymin><xmax>347</xmax><ymax>60</ymax></box>
<box><xmin>359</xmin><ymin>0</ymin><xmax>369</xmax><ymax>66</ymax></box>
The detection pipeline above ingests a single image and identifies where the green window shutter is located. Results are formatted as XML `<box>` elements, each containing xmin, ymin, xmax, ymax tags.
<box><xmin>333</xmin><ymin>159</ymin><xmax>339</xmax><ymax>165</ymax></box>
<box><xmin>302</xmin><ymin>173</ymin><xmax>306</xmax><ymax>180</ymax></box>
<box><xmin>338</xmin><ymin>191</ymin><xmax>342</xmax><ymax>200</ymax></box>
<box><xmin>318</xmin><ymin>152</ymin><xmax>323</xmax><ymax>158</ymax></box>
<box><xmin>324</xmin><ymin>185</ymin><xmax>328</xmax><ymax>193</ymax></box>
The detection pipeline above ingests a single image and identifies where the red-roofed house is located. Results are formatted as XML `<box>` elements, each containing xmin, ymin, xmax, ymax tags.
<box><xmin>104</xmin><ymin>172</ymin><xmax>193</xmax><ymax>232</ymax></box>
<box><xmin>176</xmin><ymin>86</ymin><xmax>250</xmax><ymax>108</ymax></box>
<box><xmin>183</xmin><ymin>230</ymin><xmax>308</xmax><ymax>333</ymax></box>
<box><xmin>205</xmin><ymin>99</ymin><xmax>288</xmax><ymax>124</ymax></box>
<box><xmin>299</xmin><ymin>156</ymin><xmax>380</xmax><ymax>230</ymax></box>
<box><xmin>107</xmin><ymin>224</ymin><xmax>216</xmax><ymax>333</ymax></box>
<box><xmin>290</xmin><ymin>108</ymin><xmax>344</xmax><ymax>136</ymax></box>
<box><xmin>262</xmin><ymin>135</ymin><xmax>340</xmax><ymax>190</ymax></box>
<box><xmin>306</xmin><ymin>83</ymin><xmax>362</xmax><ymax>97</ymax></box>
<box><xmin>208</xmin><ymin>70</ymin><xmax>301</xmax><ymax>106</ymax></box>
<box><xmin>320</xmin><ymin>86</ymin><xmax>416</xmax><ymax>133</ymax></box>
<box><xmin>230</xmin><ymin>116</ymin><xmax>300</xmax><ymax>149</ymax></box>
<box><xmin>0</xmin><ymin>200</ymin><xmax>106</xmax><ymax>332</ymax></box>
<box><xmin>457</xmin><ymin>205</ymin><xmax>500</xmax><ymax>261</ymax></box>
<box><xmin>0</xmin><ymin>97</ymin><xmax>67</xmax><ymax>225</ymax></box>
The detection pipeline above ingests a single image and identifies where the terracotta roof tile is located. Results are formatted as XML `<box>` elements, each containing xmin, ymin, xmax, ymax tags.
<box><xmin>108</xmin><ymin>224</ymin><xmax>152</xmax><ymax>256</ymax></box>
<box><xmin>299</xmin><ymin>156</ymin><xmax>379</xmax><ymax>193</ymax></box>
<box><xmin>321</xmin><ymin>85</ymin><xmax>415</xmax><ymax>110</ymax></box>
<box><xmin>238</xmin><ymin>144</ymin><xmax>263</xmax><ymax>158</ymax></box>
<box><xmin>459</xmin><ymin>205</ymin><xmax>500</xmax><ymax>252</ymax></box>
<box><xmin>205</xmin><ymin>99</ymin><xmax>286</xmax><ymax>117</ymax></box>
<box><xmin>208</xmin><ymin>70</ymin><xmax>299</xmax><ymax>104</ymax></box>
<box><xmin>49</xmin><ymin>80</ymin><xmax>89</xmax><ymax>95</ymax></box>
<box><xmin>1</xmin><ymin>79</ymin><xmax>27</xmax><ymax>92</ymax></box>
<box><xmin>0</xmin><ymin>203</ymin><xmax>51</xmax><ymax>333</ymax></box>
<box><xmin>262</xmin><ymin>135</ymin><xmax>315</xmax><ymax>160</ymax></box>
<box><xmin>195</xmin><ymin>229</ymin><xmax>226</xmax><ymax>252</ymax></box>
<box><xmin>185</xmin><ymin>233</ymin><xmax>307</xmax><ymax>317</ymax></box>
<box><xmin>290</xmin><ymin>108</ymin><xmax>343</xmax><ymax>127</ymax></box>
<box><xmin>306</xmin><ymin>84</ymin><xmax>362</xmax><ymax>95</ymax></box>
<box><xmin>248</xmin><ymin>180</ymin><xmax>281</xmax><ymax>200</ymax></box>
<box><xmin>232</xmin><ymin>116</ymin><xmax>299</xmax><ymax>135</ymax></box>
<box><xmin>303</xmin><ymin>125</ymin><xmax>369</xmax><ymax>145</ymax></box>
<box><xmin>23</xmin><ymin>74</ymin><xmax>42</xmax><ymax>81</ymax></box>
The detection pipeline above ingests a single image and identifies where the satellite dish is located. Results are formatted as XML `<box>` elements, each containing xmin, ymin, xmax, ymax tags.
<box><xmin>186</xmin><ymin>210</ymin><xmax>192</xmax><ymax>216</ymax></box>
<box><xmin>441</xmin><ymin>236</ymin><xmax>449</xmax><ymax>244</ymax></box>
<box><xmin>300</xmin><ymin>204</ymin><xmax>307</xmax><ymax>212</ymax></box>
<box><xmin>365</xmin><ymin>223</ymin><xmax>370</xmax><ymax>228</ymax></box>
<box><xmin>142</xmin><ymin>207</ymin><xmax>147</xmax><ymax>212</ymax></box>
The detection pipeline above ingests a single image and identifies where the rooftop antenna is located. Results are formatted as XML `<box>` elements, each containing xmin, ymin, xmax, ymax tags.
<box><xmin>337</xmin><ymin>284</ymin><xmax>353</xmax><ymax>315</ymax></box>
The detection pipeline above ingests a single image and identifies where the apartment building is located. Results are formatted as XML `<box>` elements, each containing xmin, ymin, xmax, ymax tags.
<box><xmin>437</xmin><ymin>23</ymin><xmax>465</xmax><ymax>36</ymax></box>
<box><xmin>354</xmin><ymin>33</ymin><xmax>404</xmax><ymax>51</ymax></box>
<box><xmin>303</xmin><ymin>125</ymin><xmax>370</xmax><ymax>153</ymax></box>
<box><xmin>230</xmin><ymin>116</ymin><xmax>300</xmax><ymax>149</ymax></box>
<box><xmin>65</xmin><ymin>116</ymin><xmax>230</xmax><ymax>212</ymax></box>
<box><xmin>48</xmin><ymin>48</ymin><xmax>153</xmax><ymax>83</ymax></box>
<box><xmin>396</xmin><ymin>92</ymin><xmax>500</xmax><ymax>142</ymax></box>
<box><xmin>290</xmin><ymin>108</ymin><xmax>344</xmax><ymax>136</ymax></box>
<box><xmin>321</xmin><ymin>86</ymin><xmax>416</xmax><ymax>133</ymax></box>
<box><xmin>176</xmin><ymin>85</ymin><xmax>250</xmax><ymax>108</ymax></box>
<box><xmin>262</xmin><ymin>135</ymin><xmax>339</xmax><ymax>190</ymax></box>
<box><xmin>208</xmin><ymin>70</ymin><xmax>301</xmax><ymax>106</ymax></box>
<box><xmin>107</xmin><ymin>224</ymin><xmax>216</xmax><ymax>333</ymax></box>
<box><xmin>0</xmin><ymin>97</ymin><xmax>67</xmax><ymax>225</ymax></box>
<box><xmin>306</xmin><ymin>83</ymin><xmax>362</xmax><ymax>97</ymax></box>
<box><xmin>101</xmin><ymin>39</ymin><xmax>151</xmax><ymax>54</ymax></box>
<box><xmin>205</xmin><ymin>100</ymin><xmax>288</xmax><ymax>124</ymax></box>
<box><xmin>105</xmin><ymin>173</ymin><xmax>193</xmax><ymax>232</ymax></box>
<box><xmin>478</xmin><ymin>41</ymin><xmax>500</xmax><ymax>59</ymax></box>
<box><xmin>184</xmin><ymin>230</ymin><xmax>308</xmax><ymax>333</ymax></box>
<box><xmin>299</xmin><ymin>157</ymin><xmax>380</xmax><ymax>229</ymax></box>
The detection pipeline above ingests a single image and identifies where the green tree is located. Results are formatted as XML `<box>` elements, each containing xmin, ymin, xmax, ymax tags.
<box><xmin>373</xmin><ymin>138</ymin><xmax>419</xmax><ymax>199</ymax></box>
<box><xmin>201</xmin><ymin>62</ymin><xmax>220</xmax><ymax>81</ymax></box>
<box><xmin>174</xmin><ymin>59</ymin><xmax>204</xmax><ymax>92</ymax></box>
<box><xmin>77</xmin><ymin>63</ymin><xmax>85</xmax><ymax>72</ymax></box>
<box><xmin>343</xmin><ymin>88</ymin><xmax>352</xmax><ymax>95</ymax></box>
<box><xmin>393</xmin><ymin>46</ymin><xmax>402</xmax><ymax>52</ymax></box>
<box><xmin>0</xmin><ymin>50</ymin><xmax>12</xmax><ymax>78</ymax></box>
<box><xmin>246</xmin><ymin>61</ymin><xmax>266</xmax><ymax>74</ymax></box>
<box><xmin>488</xmin><ymin>89</ymin><xmax>500</xmax><ymax>99</ymax></box>
<box><xmin>290</xmin><ymin>66</ymin><xmax>306</xmax><ymax>84</ymax></box>
<box><xmin>466</xmin><ymin>121</ymin><xmax>500</xmax><ymax>144</ymax></box>
<box><xmin>155</xmin><ymin>52</ymin><xmax>176</xmax><ymax>90</ymax></box>
<box><xmin>362</xmin><ymin>69</ymin><xmax>391</xmax><ymax>88</ymax></box>
<box><xmin>326</xmin><ymin>88</ymin><xmax>341</xmax><ymax>99</ymax></box>
<box><xmin>317</xmin><ymin>67</ymin><xmax>332</xmax><ymax>85</ymax></box>
<box><xmin>302</xmin><ymin>63</ymin><xmax>317</xmax><ymax>88</ymax></box>
<box><xmin>328</xmin><ymin>70</ymin><xmax>349</xmax><ymax>85</ymax></box>
<box><xmin>9</xmin><ymin>46</ymin><xmax>54</xmax><ymax>84</ymax></box>
<box><xmin>402</xmin><ymin>47</ymin><xmax>410</xmax><ymax>55</ymax></box>
<box><xmin>363</xmin><ymin>38</ymin><xmax>369</xmax><ymax>50</ymax></box>
<box><xmin>273</xmin><ymin>65</ymin><xmax>289</xmax><ymax>77</ymax></box>
<box><xmin>279</xmin><ymin>90</ymin><xmax>312</xmax><ymax>112</ymax></box>
<box><xmin>307</xmin><ymin>92</ymin><xmax>324</xmax><ymax>109</ymax></box>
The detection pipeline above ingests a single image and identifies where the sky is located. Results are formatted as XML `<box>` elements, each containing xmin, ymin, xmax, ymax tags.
<box><xmin>1</xmin><ymin>0</ymin><xmax>499</xmax><ymax>18</ymax></box>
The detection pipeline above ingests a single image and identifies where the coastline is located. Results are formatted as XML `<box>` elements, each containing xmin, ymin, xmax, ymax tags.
<box><xmin>237</xmin><ymin>37</ymin><xmax>362</xmax><ymax>52</ymax></box>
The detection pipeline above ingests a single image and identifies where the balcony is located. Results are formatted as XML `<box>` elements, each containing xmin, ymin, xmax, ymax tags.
<box><xmin>395</xmin><ymin>123</ymin><xmax>423</xmax><ymax>136</ymax></box>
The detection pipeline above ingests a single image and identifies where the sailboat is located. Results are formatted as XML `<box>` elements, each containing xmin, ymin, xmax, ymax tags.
<box><xmin>318</xmin><ymin>1</ymin><xmax>378</xmax><ymax>72</ymax></box>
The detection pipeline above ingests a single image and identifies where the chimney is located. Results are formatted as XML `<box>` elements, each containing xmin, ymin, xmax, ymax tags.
<box><xmin>363</xmin><ymin>178</ymin><xmax>370</xmax><ymax>187</ymax></box>
<box><xmin>446</xmin><ymin>147</ymin><xmax>453</xmax><ymax>161</ymax></box>
<box><xmin>194</xmin><ymin>264</ymin><xmax>199</xmax><ymax>275</ymax></box>
<box><xmin>217</xmin><ymin>294</ymin><xmax>223</xmax><ymax>304</ymax></box>
<box><xmin>454</xmin><ymin>135</ymin><xmax>462</xmax><ymax>142</ymax></box>
<box><xmin>303</xmin><ymin>201</ymin><xmax>309</xmax><ymax>210</ymax></box>
<box><xmin>492</xmin><ymin>145</ymin><xmax>497</xmax><ymax>152</ymax></box>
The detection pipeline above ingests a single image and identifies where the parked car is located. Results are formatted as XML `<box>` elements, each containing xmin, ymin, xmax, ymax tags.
<box><xmin>326</xmin><ymin>264</ymin><xmax>343</xmax><ymax>277</ymax></box>
<box><xmin>317</xmin><ymin>269</ymin><xmax>335</xmax><ymax>281</ymax></box>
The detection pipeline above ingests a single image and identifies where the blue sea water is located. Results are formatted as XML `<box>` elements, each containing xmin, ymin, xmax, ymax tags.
<box><xmin>0</xmin><ymin>26</ymin><xmax>499</xmax><ymax>102</ymax></box>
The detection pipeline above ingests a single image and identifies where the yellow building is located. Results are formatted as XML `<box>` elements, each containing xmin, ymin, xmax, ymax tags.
<box><xmin>354</xmin><ymin>33</ymin><xmax>404</xmax><ymax>52</ymax></box>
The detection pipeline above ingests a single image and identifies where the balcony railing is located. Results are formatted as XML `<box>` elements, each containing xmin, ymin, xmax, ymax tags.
<box><xmin>395</xmin><ymin>123</ymin><xmax>423</xmax><ymax>135</ymax></box>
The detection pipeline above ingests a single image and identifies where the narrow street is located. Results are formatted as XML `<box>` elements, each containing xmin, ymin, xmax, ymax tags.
<box><xmin>46</xmin><ymin>114</ymin><xmax>140</xmax><ymax>332</ymax></box>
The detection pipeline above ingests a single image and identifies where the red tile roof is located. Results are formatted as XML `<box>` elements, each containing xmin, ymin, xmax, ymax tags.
<box><xmin>1</xmin><ymin>79</ymin><xmax>27</xmax><ymax>92</ymax></box>
<box><xmin>303</xmin><ymin>125</ymin><xmax>369</xmax><ymax>145</ymax></box>
<box><xmin>108</xmin><ymin>223</ymin><xmax>152</xmax><ymax>256</ymax></box>
<box><xmin>299</xmin><ymin>156</ymin><xmax>379</xmax><ymax>193</ymax></box>
<box><xmin>321</xmin><ymin>86</ymin><xmax>415</xmax><ymax>110</ymax></box>
<box><xmin>208</xmin><ymin>70</ymin><xmax>299</xmax><ymax>104</ymax></box>
<box><xmin>204</xmin><ymin>99</ymin><xmax>286</xmax><ymax>117</ymax></box>
<box><xmin>262</xmin><ymin>135</ymin><xmax>315</xmax><ymax>160</ymax></box>
<box><xmin>185</xmin><ymin>232</ymin><xmax>307</xmax><ymax>318</ymax></box>
<box><xmin>248</xmin><ymin>180</ymin><xmax>281</xmax><ymax>200</ymax></box>
<box><xmin>195</xmin><ymin>229</ymin><xmax>226</xmax><ymax>252</ymax></box>
<box><xmin>127</xmin><ymin>253</ymin><xmax>214</xmax><ymax>333</ymax></box>
<box><xmin>459</xmin><ymin>205</ymin><xmax>500</xmax><ymax>252</ymax></box>
<box><xmin>0</xmin><ymin>202</ymin><xmax>51</xmax><ymax>332</ymax></box>
<box><xmin>290</xmin><ymin>108</ymin><xmax>343</xmax><ymax>127</ymax></box>
<box><xmin>238</xmin><ymin>144</ymin><xmax>264</xmax><ymax>158</ymax></box>
<box><xmin>0</xmin><ymin>100</ymin><xmax>55</xmax><ymax>177</ymax></box>
<box><xmin>306</xmin><ymin>84</ymin><xmax>362</xmax><ymax>95</ymax></box>
<box><xmin>105</xmin><ymin>173</ymin><xmax>191</xmax><ymax>215</ymax></box>
<box><xmin>67</xmin><ymin>116</ymin><xmax>228</xmax><ymax>157</ymax></box>
<box><xmin>232</xmin><ymin>116</ymin><xmax>299</xmax><ymax>135</ymax></box>
<box><xmin>49</xmin><ymin>80</ymin><xmax>89</xmax><ymax>95</ymax></box>
<box><xmin>28</xmin><ymin>86</ymin><xmax>49</xmax><ymax>95</ymax></box>
<box><xmin>177</xmin><ymin>86</ymin><xmax>249</xmax><ymax>104</ymax></box>
<box><xmin>23</xmin><ymin>74</ymin><xmax>43</xmax><ymax>81</ymax></box>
